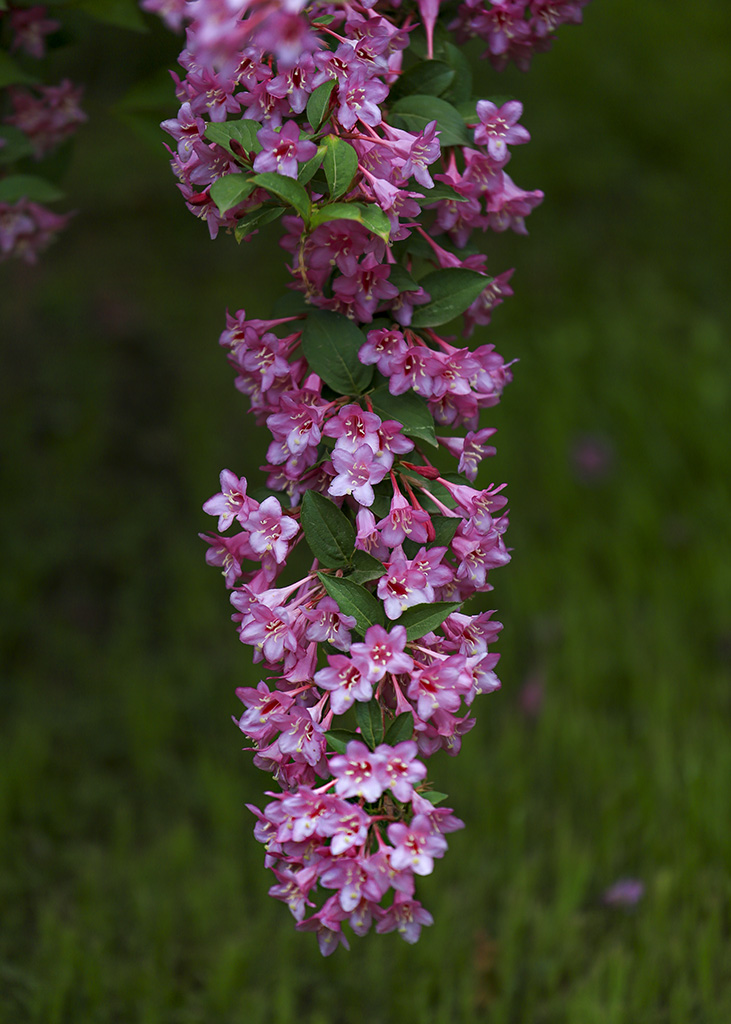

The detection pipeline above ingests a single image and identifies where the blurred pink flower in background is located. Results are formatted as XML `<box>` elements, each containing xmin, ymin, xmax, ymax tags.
<box><xmin>602</xmin><ymin>878</ymin><xmax>644</xmax><ymax>907</ymax></box>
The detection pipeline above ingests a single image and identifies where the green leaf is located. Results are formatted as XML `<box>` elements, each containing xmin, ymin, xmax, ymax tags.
<box><xmin>410</xmin><ymin>269</ymin><xmax>492</xmax><ymax>328</ymax></box>
<box><xmin>431</xmin><ymin>515</ymin><xmax>460</xmax><ymax>547</ymax></box>
<box><xmin>398</xmin><ymin>602</ymin><xmax>461</xmax><ymax>642</ymax></box>
<box><xmin>441</xmin><ymin>43</ymin><xmax>473</xmax><ymax>104</ymax></box>
<box><xmin>422</xmin><ymin>791</ymin><xmax>449</xmax><ymax>806</ymax></box>
<box><xmin>298</xmin><ymin>145</ymin><xmax>326</xmax><ymax>185</ymax></box>
<box><xmin>204</xmin><ymin>119</ymin><xmax>262</xmax><ymax>158</ymax></box>
<box><xmin>323</xmin><ymin>135</ymin><xmax>359</xmax><ymax>200</ymax></box>
<box><xmin>0</xmin><ymin>175</ymin><xmax>64</xmax><ymax>203</ymax></box>
<box><xmin>347</xmin><ymin>550</ymin><xmax>386</xmax><ymax>585</ymax></box>
<box><xmin>0</xmin><ymin>52</ymin><xmax>39</xmax><ymax>88</ymax></box>
<box><xmin>369</xmin><ymin>383</ymin><xmax>437</xmax><ymax>447</ymax></box>
<box><xmin>309</xmin><ymin>201</ymin><xmax>390</xmax><ymax>243</ymax></box>
<box><xmin>209</xmin><ymin>173</ymin><xmax>255</xmax><ymax>215</ymax></box>
<box><xmin>234</xmin><ymin>205</ymin><xmax>283</xmax><ymax>241</ymax></box>
<box><xmin>412</xmin><ymin>182</ymin><xmax>470</xmax><ymax>205</ymax></box>
<box><xmin>388</xmin><ymin>264</ymin><xmax>421</xmax><ymax>294</ymax></box>
<box><xmin>317</xmin><ymin>574</ymin><xmax>385</xmax><ymax>636</ymax></box>
<box><xmin>384</xmin><ymin>712</ymin><xmax>414</xmax><ymax>746</ymax></box>
<box><xmin>390</xmin><ymin>95</ymin><xmax>470</xmax><ymax>148</ymax></box>
<box><xmin>354</xmin><ymin>700</ymin><xmax>384</xmax><ymax>751</ymax></box>
<box><xmin>357</xmin><ymin>204</ymin><xmax>392</xmax><ymax>242</ymax></box>
<box><xmin>251</xmin><ymin>172</ymin><xmax>311</xmax><ymax>223</ymax></box>
<box><xmin>326</xmin><ymin>729</ymin><xmax>359</xmax><ymax>754</ymax></box>
<box><xmin>392</xmin><ymin>61</ymin><xmax>455</xmax><ymax>101</ymax></box>
<box><xmin>301</xmin><ymin>310</ymin><xmax>372</xmax><ymax>395</ymax></box>
<box><xmin>0</xmin><ymin>126</ymin><xmax>34</xmax><ymax>164</ymax></box>
<box><xmin>72</xmin><ymin>0</ymin><xmax>148</xmax><ymax>32</ymax></box>
<box><xmin>306</xmin><ymin>79</ymin><xmax>336</xmax><ymax>131</ymax></box>
<box><xmin>301</xmin><ymin>491</ymin><xmax>356</xmax><ymax>568</ymax></box>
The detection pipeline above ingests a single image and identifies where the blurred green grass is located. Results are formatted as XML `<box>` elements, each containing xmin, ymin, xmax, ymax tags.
<box><xmin>1</xmin><ymin>2</ymin><xmax>730</xmax><ymax>1021</ymax></box>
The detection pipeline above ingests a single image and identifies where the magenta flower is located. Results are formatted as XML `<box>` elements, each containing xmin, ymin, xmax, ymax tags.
<box><xmin>328</xmin><ymin>444</ymin><xmax>388</xmax><ymax>507</ymax></box>
<box><xmin>602</xmin><ymin>878</ymin><xmax>644</xmax><ymax>907</ymax></box>
<box><xmin>314</xmin><ymin>655</ymin><xmax>373</xmax><ymax>715</ymax></box>
<box><xmin>473</xmin><ymin>100</ymin><xmax>530</xmax><ymax>164</ymax></box>
<box><xmin>202</xmin><ymin>469</ymin><xmax>252</xmax><ymax>531</ymax></box>
<box><xmin>329</xmin><ymin>741</ymin><xmax>389</xmax><ymax>802</ymax></box>
<box><xmin>387</xmin><ymin>815</ymin><xmax>448</xmax><ymax>875</ymax></box>
<box><xmin>245</xmin><ymin>496</ymin><xmax>299</xmax><ymax>563</ymax></box>
<box><xmin>376</xmin><ymin>894</ymin><xmax>434</xmax><ymax>943</ymax></box>
<box><xmin>253</xmin><ymin>119</ymin><xmax>317</xmax><ymax>179</ymax></box>
<box><xmin>351</xmin><ymin>624</ymin><xmax>414</xmax><ymax>683</ymax></box>
<box><xmin>179</xmin><ymin>0</ymin><xmax>590</xmax><ymax>955</ymax></box>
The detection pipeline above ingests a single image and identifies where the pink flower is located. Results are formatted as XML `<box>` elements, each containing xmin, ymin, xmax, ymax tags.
<box><xmin>202</xmin><ymin>469</ymin><xmax>252</xmax><ymax>530</ymax></box>
<box><xmin>329</xmin><ymin>741</ymin><xmax>389</xmax><ymax>802</ymax></box>
<box><xmin>328</xmin><ymin>444</ymin><xmax>388</xmax><ymax>507</ymax></box>
<box><xmin>253</xmin><ymin>119</ymin><xmax>317</xmax><ymax>179</ymax></box>
<box><xmin>245</xmin><ymin>496</ymin><xmax>299</xmax><ymax>563</ymax></box>
<box><xmin>351</xmin><ymin>624</ymin><xmax>414</xmax><ymax>683</ymax></box>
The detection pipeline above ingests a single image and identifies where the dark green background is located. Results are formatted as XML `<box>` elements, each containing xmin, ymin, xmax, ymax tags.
<box><xmin>1</xmin><ymin>2</ymin><xmax>729</xmax><ymax>1020</ymax></box>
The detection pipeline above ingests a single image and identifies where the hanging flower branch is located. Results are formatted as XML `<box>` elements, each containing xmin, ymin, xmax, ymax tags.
<box><xmin>0</xmin><ymin>5</ymin><xmax>86</xmax><ymax>263</ymax></box>
<box><xmin>162</xmin><ymin>0</ymin><xmax>589</xmax><ymax>955</ymax></box>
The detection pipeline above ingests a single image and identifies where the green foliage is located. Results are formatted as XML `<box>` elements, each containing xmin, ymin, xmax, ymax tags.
<box><xmin>0</xmin><ymin>126</ymin><xmax>34</xmax><ymax>164</ymax></box>
<box><xmin>317</xmin><ymin>573</ymin><xmax>385</xmax><ymax>635</ymax></box>
<box><xmin>384</xmin><ymin>712</ymin><xmax>414</xmax><ymax>746</ymax></box>
<box><xmin>233</xmin><ymin>205</ymin><xmax>283</xmax><ymax>240</ymax></box>
<box><xmin>71</xmin><ymin>0</ymin><xmax>148</xmax><ymax>32</ymax></box>
<box><xmin>204</xmin><ymin>119</ymin><xmax>263</xmax><ymax>158</ymax></box>
<box><xmin>354</xmin><ymin>700</ymin><xmax>384</xmax><ymax>750</ymax></box>
<box><xmin>309</xmin><ymin>200</ymin><xmax>391</xmax><ymax>242</ymax></box>
<box><xmin>0</xmin><ymin>51</ymin><xmax>38</xmax><ymax>88</ymax></box>
<box><xmin>306</xmin><ymin>80</ymin><xmax>336</xmax><ymax>132</ymax></box>
<box><xmin>410</xmin><ymin>268</ymin><xmax>494</xmax><ymax>328</ymax></box>
<box><xmin>322</xmin><ymin>135</ymin><xmax>358</xmax><ymax>200</ymax></box>
<box><xmin>390</xmin><ymin>95</ymin><xmax>471</xmax><ymax>147</ymax></box>
<box><xmin>2</xmin><ymin>2</ymin><xmax>730</xmax><ymax>1019</ymax></box>
<box><xmin>0</xmin><ymin>174</ymin><xmax>64</xmax><ymax>202</ymax></box>
<box><xmin>301</xmin><ymin>310</ymin><xmax>373</xmax><ymax>395</ymax></box>
<box><xmin>347</xmin><ymin>550</ymin><xmax>386</xmax><ymax>585</ymax></box>
<box><xmin>391</xmin><ymin>61</ymin><xmax>456</xmax><ymax>101</ymax></box>
<box><xmin>251</xmin><ymin>172</ymin><xmax>311</xmax><ymax>223</ymax></box>
<box><xmin>209</xmin><ymin>174</ymin><xmax>255</xmax><ymax>215</ymax></box>
<box><xmin>369</xmin><ymin>382</ymin><xmax>437</xmax><ymax>447</ymax></box>
<box><xmin>301</xmin><ymin>490</ymin><xmax>356</xmax><ymax>568</ymax></box>
<box><xmin>398</xmin><ymin>602</ymin><xmax>461</xmax><ymax>642</ymax></box>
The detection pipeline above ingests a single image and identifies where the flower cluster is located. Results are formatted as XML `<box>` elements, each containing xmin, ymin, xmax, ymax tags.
<box><xmin>0</xmin><ymin>5</ymin><xmax>85</xmax><ymax>263</ymax></box>
<box><xmin>166</xmin><ymin>0</ymin><xmax>589</xmax><ymax>953</ymax></box>
<box><xmin>452</xmin><ymin>0</ymin><xmax>591</xmax><ymax>71</ymax></box>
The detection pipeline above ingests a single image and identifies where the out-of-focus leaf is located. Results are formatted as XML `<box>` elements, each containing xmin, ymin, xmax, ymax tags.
<box><xmin>392</xmin><ymin>60</ymin><xmax>455</xmax><ymax>101</ymax></box>
<box><xmin>0</xmin><ymin>51</ymin><xmax>39</xmax><ymax>87</ymax></box>
<box><xmin>0</xmin><ymin>126</ymin><xmax>34</xmax><ymax>164</ymax></box>
<box><xmin>391</xmin><ymin>95</ymin><xmax>470</xmax><ymax>147</ymax></box>
<box><xmin>72</xmin><ymin>0</ymin><xmax>148</xmax><ymax>32</ymax></box>
<box><xmin>0</xmin><ymin>175</ymin><xmax>64</xmax><ymax>203</ymax></box>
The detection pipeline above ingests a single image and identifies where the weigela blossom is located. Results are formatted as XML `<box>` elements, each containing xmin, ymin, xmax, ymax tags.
<box><xmin>173</xmin><ymin>0</ymin><xmax>591</xmax><ymax>953</ymax></box>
